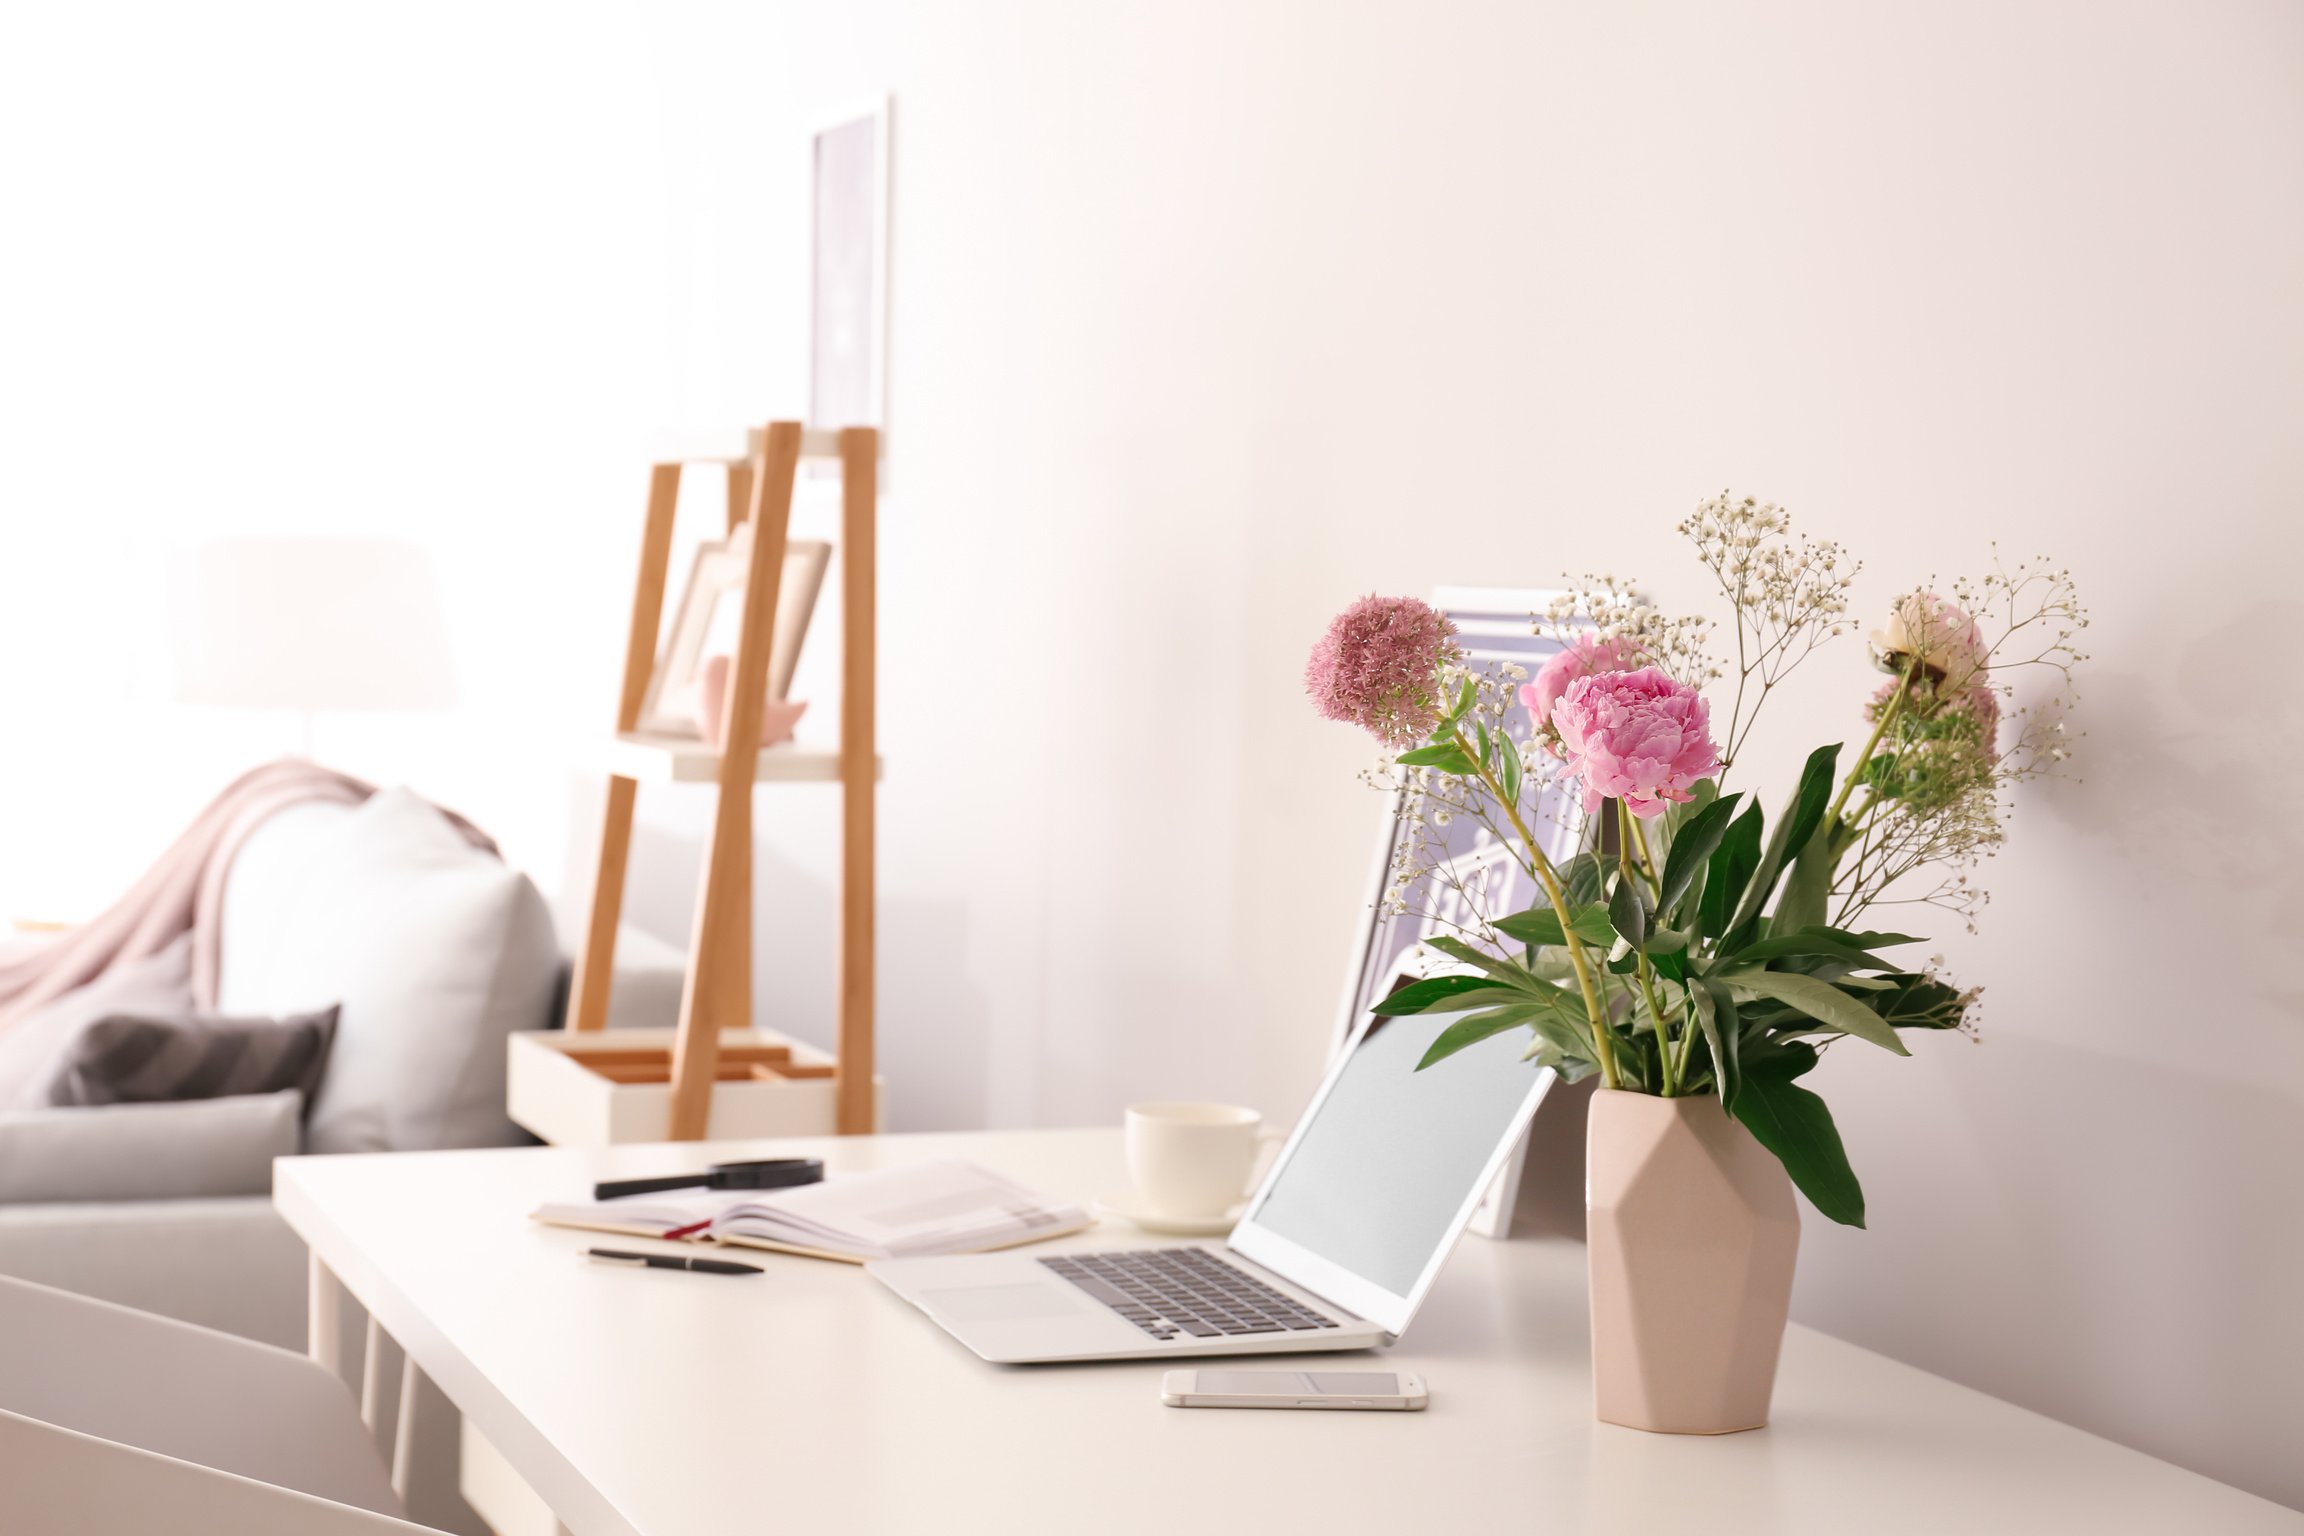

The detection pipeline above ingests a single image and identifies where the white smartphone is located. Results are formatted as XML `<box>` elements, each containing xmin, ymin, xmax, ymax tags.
<box><xmin>1161</xmin><ymin>1368</ymin><xmax>1428</xmax><ymax>1411</ymax></box>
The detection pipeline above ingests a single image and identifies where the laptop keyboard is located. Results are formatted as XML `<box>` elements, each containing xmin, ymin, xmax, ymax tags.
<box><xmin>1038</xmin><ymin>1247</ymin><xmax>1343</xmax><ymax>1342</ymax></box>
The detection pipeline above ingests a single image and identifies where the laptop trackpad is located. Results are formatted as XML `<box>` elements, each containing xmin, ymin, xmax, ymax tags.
<box><xmin>924</xmin><ymin>1284</ymin><xmax>1091</xmax><ymax>1323</ymax></box>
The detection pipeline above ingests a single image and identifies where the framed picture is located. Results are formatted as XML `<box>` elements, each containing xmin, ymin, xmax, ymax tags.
<box><xmin>635</xmin><ymin>525</ymin><xmax>833</xmax><ymax>739</ymax></box>
<box><xmin>809</xmin><ymin>97</ymin><xmax>889</xmax><ymax>438</ymax></box>
<box><xmin>1333</xmin><ymin>587</ymin><xmax>1593</xmax><ymax>1237</ymax></box>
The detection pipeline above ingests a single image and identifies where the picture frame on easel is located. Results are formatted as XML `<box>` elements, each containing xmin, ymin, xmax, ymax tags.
<box><xmin>635</xmin><ymin>526</ymin><xmax>832</xmax><ymax>739</ymax></box>
<box><xmin>1333</xmin><ymin>586</ymin><xmax>1594</xmax><ymax>1238</ymax></box>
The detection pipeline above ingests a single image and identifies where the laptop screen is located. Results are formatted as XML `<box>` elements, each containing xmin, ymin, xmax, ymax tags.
<box><xmin>1229</xmin><ymin>1011</ymin><xmax>1552</xmax><ymax>1331</ymax></box>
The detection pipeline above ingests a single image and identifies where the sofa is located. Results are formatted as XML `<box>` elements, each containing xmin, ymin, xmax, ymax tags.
<box><xmin>0</xmin><ymin>787</ymin><xmax>684</xmax><ymax>1352</ymax></box>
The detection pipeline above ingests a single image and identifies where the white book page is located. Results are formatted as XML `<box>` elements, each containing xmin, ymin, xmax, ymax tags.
<box><xmin>530</xmin><ymin>1189</ymin><xmax>742</xmax><ymax>1238</ymax></box>
<box><xmin>714</xmin><ymin>1158</ymin><xmax>1087</xmax><ymax>1260</ymax></box>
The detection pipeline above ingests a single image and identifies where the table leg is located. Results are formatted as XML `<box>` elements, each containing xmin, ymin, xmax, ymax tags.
<box><xmin>361</xmin><ymin>1314</ymin><xmax>405</xmax><ymax>1455</ymax></box>
<box><xmin>391</xmin><ymin>1354</ymin><xmax>422</xmax><ymax>1503</ymax></box>
<box><xmin>308</xmin><ymin>1251</ymin><xmax>351</xmax><ymax>1387</ymax></box>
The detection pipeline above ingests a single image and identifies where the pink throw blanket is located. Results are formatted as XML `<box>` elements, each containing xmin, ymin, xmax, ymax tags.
<box><xmin>0</xmin><ymin>760</ymin><xmax>496</xmax><ymax>1033</ymax></box>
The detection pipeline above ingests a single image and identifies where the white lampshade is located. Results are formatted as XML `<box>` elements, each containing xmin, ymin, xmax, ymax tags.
<box><xmin>168</xmin><ymin>538</ymin><xmax>457</xmax><ymax>712</ymax></box>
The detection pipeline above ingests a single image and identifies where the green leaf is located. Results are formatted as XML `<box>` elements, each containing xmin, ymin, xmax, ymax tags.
<box><xmin>1694</xmin><ymin>978</ymin><xmax>1741</xmax><ymax>1111</ymax></box>
<box><xmin>1830</xmin><ymin>929</ymin><xmax>1928</xmax><ymax>949</ymax></box>
<box><xmin>1561</xmin><ymin>850</ymin><xmax>1609</xmax><ymax>908</ymax></box>
<box><xmin>1525</xmin><ymin>1008</ymin><xmax>1599</xmax><ymax>1067</ymax></box>
<box><xmin>1396</xmin><ymin>744</ymin><xmax>1477</xmax><ymax>773</ymax></box>
<box><xmin>1664</xmin><ymin>776</ymin><xmax>1720</xmax><ymax>834</ymax></box>
<box><xmin>1726</xmin><ymin>970</ymin><xmax>1910</xmax><ymax>1055</ymax></box>
<box><xmin>1772</xmin><ymin>824</ymin><xmax>1833</xmax><ymax>936</ymax></box>
<box><xmin>1645</xmin><ymin>939</ymin><xmax>1691</xmax><ymax>983</ymax></box>
<box><xmin>1493</xmin><ymin>903</ymin><xmax>1616</xmax><ymax>949</ymax></box>
<box><xmin>1870</xmin><ymin>972</ymin><xmax>1971</xmax><ymax>1031</ymax></box>
<box><xmin>1520</xmin><ymin>1030</ymin><xmax>1599</xmax><ymax>1083</ymax></box>
<box><xmin>1497</xmin><ymin>733</ymin><xmax>1523</xmax><ymax>810</ymax></box>
<box><xmin>1656</xmin><ymin>791</ymin><xmax>1744</xmax><ymax>927</ymax></box>
<box><xmin>1419</xmin><ymin>939</ymin><xmax>1588</xmax><ymax>1023</ymax></box>
<box><xmin>1731</xmin><ymin>926</ymin><xmax>1906</xmax><ymax>973</ymax></box>
<box><xmin>1608</xmin><ymin>874</ymin><xmax>1650</xmax><ymax>948</ymax></box>
<box><xmin>1731</xmin><ymin>1039</ymin><xmax>1865</xmax><ymax>1227</ymax></box>
<box><xmin>1698</xmin><ymin>802</ymin><xmax>1765</xmax><ymax>939</ymax></box>
<box><xmin>1370</xmin><ymin>974</ymin><xmax>1522</xmax><ymax>1017</ymax></box>
<box><xmin>1415</xmin><ymin>1007</ymin><xmax>1534</xmax><ymax>1069</ymax></box>
<box><xmin>1422</xmin><ymin>935</ymin><xmax>1526</xmax><ymax>984</ymax></box>
<box><xmin>1727</xmin><ymin>743</ymin><xmax>1841</xmax><ymax>944</ymax></box>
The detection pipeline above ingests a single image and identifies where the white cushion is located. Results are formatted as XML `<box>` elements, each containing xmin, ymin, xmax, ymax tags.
<box><xmin>0</xmin><ymin>1092</ymin><xmax>301</xmax><ymax>1203</ymax></box>
<box><xmin>218</xmin><ymin>788</ymin><xmax>556</xmax><ymax>1154</ymax></box>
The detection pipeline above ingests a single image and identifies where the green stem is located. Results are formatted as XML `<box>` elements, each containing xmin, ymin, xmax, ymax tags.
<box><xmin>1447</xmin><ymin>727</ymin><xmax>1624</xmax><ymax>1091</ymax></box>
<box><xmin>1671</xmin><ymin>987</ymin><xmax>1701</xmax><ymax>1090</ymax></box>
<box><xmin>1626</xmin><ymin>811</ymin><xmax>1661</xmax><ymax>893</ymax></box>
<box><xmin>1619</xmin><ymin>799</ymin><xmax>1680</xmax><ymax>1095</ymax></box>
<box><xmin>1824</xmin><ymin>660</ymin><xmax>1917</xmax><ymax>832</ymax></box>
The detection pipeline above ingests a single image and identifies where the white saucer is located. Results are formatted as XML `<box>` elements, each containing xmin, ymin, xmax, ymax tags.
<box><xmin>1093</xmin><ymin>1189</ymin><xmax>1244</xmax><ymax>1236</ymax></box>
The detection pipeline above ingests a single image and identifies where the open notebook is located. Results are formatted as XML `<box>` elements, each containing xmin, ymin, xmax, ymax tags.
<box><xmin>532</xmin><ymin>1157</ymin><xmax>1092</xmax><ymax>1264</ymax></box>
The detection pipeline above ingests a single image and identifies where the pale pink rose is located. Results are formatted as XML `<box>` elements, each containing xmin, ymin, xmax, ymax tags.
<box><xmin>1872</xmin><ymin>591</ymin><xmax>1988</xmax><ymax>692</ymax></box>
<box><xmin>1519</xmin><ymin>633</ymin><xmax>1643</xmax><ymax>756</ymax></box>
<box><xmin>1552</xmin><ymin>666</ymin><xmax>1722</xmax><ymax>819</ymax></box>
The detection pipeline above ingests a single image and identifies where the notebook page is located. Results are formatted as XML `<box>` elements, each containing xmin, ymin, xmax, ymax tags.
<box><xmin>711</xmin><ymin>1158</ymin><xmax>1087</xmax><ymax>1260</ymax></box>
<box><xmin>530</xmin><ymin>1188</ymin><xmax>744</xmax><ymax>1239</ymax></box>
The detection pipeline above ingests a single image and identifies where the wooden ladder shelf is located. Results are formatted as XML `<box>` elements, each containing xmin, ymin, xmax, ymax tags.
<box><xmin>565</xmin><ymin>421</ymin><xmax>877</xmax><ymax>1140</ymax></box>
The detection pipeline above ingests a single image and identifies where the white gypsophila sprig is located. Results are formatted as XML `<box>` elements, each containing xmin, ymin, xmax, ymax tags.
<box><xmin>1952</xmin><ymin>552</ymin><xmax>2089</xmax><ymax>784</ymax></box>
<box><xmin>1679</xmin><ymin>492</ymin><xmax>1861</xmax><ymax>775</ymax></box>
<box><xmin>1535</xmin><ymin>577</ymin><xmax>1719</xmax><ymax>690</ymax></box>
<box><xmin>1359</xmin><ymin>655</ymin><xmax>1562</xmax><ymax>940</ymax></box>
<box><xmin>1832</xmin><ymin>554</ymin><xmax>2088</xmax><ymax>933</ymax></box>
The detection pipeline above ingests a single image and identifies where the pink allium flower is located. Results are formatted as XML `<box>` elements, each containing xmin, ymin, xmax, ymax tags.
<box><xmin>1519</xmin><ymin>633</ymin><xmax>1644</xmax><ymax>756</ymax></box>
<box><xmin>1552</xmin><ymin>667</ymin><xmax>1722</xmax><ymax>819</ymax></box>
<box><xmin>1873</xmin><ymin>591</ymin><xmax>1988</xmax><ymax>692</ymax></box>
<box><xmin>1305</xmin><ymin>595</ymin><xmax>1459</xmax><ymax>747</ymax></box>
<box><xmin>1949</xmin><ymin>684</ymin><xmax>2002</xmax><ymax>763</ymax></box>
<box><xmin>1866</xmin><ymin>677</ymin><xmax>2001</xmax><ymax>763</ymax></box>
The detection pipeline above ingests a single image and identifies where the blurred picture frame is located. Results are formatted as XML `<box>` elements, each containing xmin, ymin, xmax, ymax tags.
<box><xmin>809</xmin><ymin>96</ymin><xmax>890</xmax><ymax>441</ymax></box>
<box><xmin>636</xmin><ymin>526</ymin><xmax>833</xmax><ymax>739</ymax></box>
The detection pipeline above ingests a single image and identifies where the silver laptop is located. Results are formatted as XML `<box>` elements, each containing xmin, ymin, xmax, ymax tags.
<box><xmin>867</xmin><ymin>1009</ymin><xmax>1554</xmax><ymax>1363</ymax></box>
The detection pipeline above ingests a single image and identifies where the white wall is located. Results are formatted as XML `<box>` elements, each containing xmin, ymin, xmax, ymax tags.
<box><xmin>2</xmin><ymin>0</ymin><xmax>2298</xmax><ymax>1510</ymax></box>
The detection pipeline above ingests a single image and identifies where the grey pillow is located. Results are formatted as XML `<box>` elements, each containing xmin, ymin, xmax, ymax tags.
<box><xmin>43</xmin><ymin>1006</ymin><xmax>338</xmax><ymax>1109</ymax></box>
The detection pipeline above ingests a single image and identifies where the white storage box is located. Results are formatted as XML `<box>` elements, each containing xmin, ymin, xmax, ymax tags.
<box><xmin>507</xmin><ymin>1028</ymin><xmax>881</xmax><ymax>1146</ymax></box>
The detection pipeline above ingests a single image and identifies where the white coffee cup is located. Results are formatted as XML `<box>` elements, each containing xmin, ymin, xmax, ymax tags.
<box><xmin>1125</xmin><ymin>1102</ymin><xmax>1273</xmax><ymax>1218</ymax></box>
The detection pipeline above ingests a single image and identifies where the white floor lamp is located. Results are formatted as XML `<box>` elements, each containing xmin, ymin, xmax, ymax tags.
<box><xmin>166</xmin><ymin>538</ymin><xmax>457</xmax><ymax>761</ymax></box>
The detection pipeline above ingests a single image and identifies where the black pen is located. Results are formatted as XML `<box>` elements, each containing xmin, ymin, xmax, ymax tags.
<box><xmin>585</xmin><ymin>1247</ymin><xmax>764</xmax><ymax>1276</ymax></box>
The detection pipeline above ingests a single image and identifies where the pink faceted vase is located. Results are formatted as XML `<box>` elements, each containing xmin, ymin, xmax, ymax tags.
<box><xmin>1585</xmin><ymin>1089</ymin><xmax>1800</xmax><ymax>1434</ymax></box>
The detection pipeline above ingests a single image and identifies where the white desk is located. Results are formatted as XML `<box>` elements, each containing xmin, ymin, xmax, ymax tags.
<box><xmin>276</xmin><ymin>1128</ymin><xmax>2302</xmax><ymax>1536</ymax></box>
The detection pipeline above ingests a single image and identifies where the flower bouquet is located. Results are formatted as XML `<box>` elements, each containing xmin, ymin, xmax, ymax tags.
<box><xmin>1307</xmin><ymin>494</ymin><xmax>2084</xmax><ymax>1432</ymax></box>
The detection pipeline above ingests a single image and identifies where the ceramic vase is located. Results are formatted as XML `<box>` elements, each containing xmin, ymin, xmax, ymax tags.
<box><xmin>1585</xmin><ymin>1088</ymin><xmax>1799</xmax><ymax>1434</ymax></box>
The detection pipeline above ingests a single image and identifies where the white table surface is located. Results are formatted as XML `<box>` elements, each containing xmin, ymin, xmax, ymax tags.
<box><xmin>275</xmin><ymin>1128</ymin><xmax>2303</xmax><ymax>1536</ymax></box>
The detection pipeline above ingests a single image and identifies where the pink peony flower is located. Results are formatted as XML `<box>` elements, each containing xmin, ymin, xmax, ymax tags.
<box><xmin>1552</xmin><ymin>667</ymin><xmax>1722</xmax><ymax>819</ymax></box>
<box><xmin>1519</xmin><ymin>633</ymin><xmax>1644</xmax><ymax>756</ymax></box>
<box><xmin>1873</xmin><ymin>591</ymin><xmax>1988</xmax><ymax>692</ymax></box>
<box><xmin>1305</xmin><ymin>595</ymin><xmax>1459</xmax><ymax>747</ymax></box>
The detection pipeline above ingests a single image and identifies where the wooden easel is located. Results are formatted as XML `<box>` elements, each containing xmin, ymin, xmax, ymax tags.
<box><xmin>565</xmin><ymin>422</ymin><xmax>877</xmax><ymax>1140</ymax></box>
